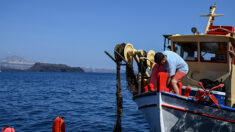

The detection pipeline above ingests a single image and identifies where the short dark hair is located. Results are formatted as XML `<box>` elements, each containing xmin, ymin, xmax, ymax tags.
<box><xmin>154</xmin><ymin>52</ymin><xmax>164</xmax><ymax>63</ymax></box>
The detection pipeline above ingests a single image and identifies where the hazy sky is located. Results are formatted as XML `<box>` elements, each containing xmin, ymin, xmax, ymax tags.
<box><xmin>0</xmin><ymin>0</ymin><xmax>234</xmax><ymax>68</ymax></box>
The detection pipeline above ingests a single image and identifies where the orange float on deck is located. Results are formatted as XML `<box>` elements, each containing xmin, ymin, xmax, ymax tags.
<box><xmin>144</xmin><ymin>83</ymin><xmax>155</xmax><ymax>92</ymax></box>
<box><xmin>52</xmin><ymin>116</ymin><xmax>65</xmax><ymax>132</ymax></box>
<box><xmin>1</xmin><ymin>126</ymin><xmax>15</xmax><ymax>132</ymax></box>
<box><xmin>158</xmin><ymin>72</ymin><xmax>169</xmax><ymax>92</ymax></box>
<box><xmin>144</xmin><ymin>85</ymin><xmax>149</xmax><ymax>92</ymax></box>
<box><xmin>184</xmin><ymin>87</ymin><xmax>191</xmax><ymax>97</ymax></box>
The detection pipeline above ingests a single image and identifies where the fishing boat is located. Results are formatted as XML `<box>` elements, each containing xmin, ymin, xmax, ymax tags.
<box><xmin>105</xmin><ymin>4</ymin><xmax>235</xmax><ymax>132</ymax></box>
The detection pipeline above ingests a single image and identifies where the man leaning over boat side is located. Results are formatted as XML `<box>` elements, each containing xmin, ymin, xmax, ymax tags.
<box><xmin>149</xmin><ymin>51</ymin><xmax>189</xmax><ymax>94</ymax></box>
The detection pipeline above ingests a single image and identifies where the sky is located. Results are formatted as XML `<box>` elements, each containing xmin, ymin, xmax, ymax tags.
<box><xmin>0</xmin><ymin>0</ymin><xmax>234</xmax><ymax>69</ymax></box>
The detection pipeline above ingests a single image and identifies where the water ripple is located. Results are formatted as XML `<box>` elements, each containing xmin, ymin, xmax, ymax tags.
<box><xmin>0</xmin><ymin>72</ymin><xmax>149</xmax><ymax>131</ymax></box>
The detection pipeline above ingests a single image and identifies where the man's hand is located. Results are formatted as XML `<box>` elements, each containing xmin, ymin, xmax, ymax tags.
<box><xmin>228</xmin><ymin>50</ymin><xmax>235</xmax><ymax>56</ymax></box>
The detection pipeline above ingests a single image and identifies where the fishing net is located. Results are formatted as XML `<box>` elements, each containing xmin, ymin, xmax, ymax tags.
<box><xmin>126</xmin><ymin>64</ymin><xmax>138</xmax><ymax>95</ymax></box>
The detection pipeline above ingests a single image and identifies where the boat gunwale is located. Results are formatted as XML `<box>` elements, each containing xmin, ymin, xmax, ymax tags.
<box><xmin>133</xmin><ymin>91</ymin><xmax>235</xmax><ymax>112</ymax></box>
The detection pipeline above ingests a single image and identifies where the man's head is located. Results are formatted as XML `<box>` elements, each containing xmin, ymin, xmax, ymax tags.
<box><xmin>154</xmin><ymin>52</ymin><xmax>167</xmax><ymax>65</ymax></box>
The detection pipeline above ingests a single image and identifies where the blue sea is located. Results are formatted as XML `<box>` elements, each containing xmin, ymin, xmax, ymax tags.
<box><xmin>0</xmin><ymin>72</ymin><xmax>150</xmax><ymax>132</ymax></box>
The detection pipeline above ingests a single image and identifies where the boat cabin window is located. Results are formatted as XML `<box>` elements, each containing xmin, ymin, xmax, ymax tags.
<box><xmin>200</xmin><ymin>42</ymin><xmax>227</xmax><ymax>63</ymax></box>
<box><xmin>173</xmin><ymin>42</ymin><xmax>198</xmax><ymax>61</ymax></box>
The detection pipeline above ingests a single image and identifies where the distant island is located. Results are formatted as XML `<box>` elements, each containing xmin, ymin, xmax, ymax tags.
<box><xmin>27</xmin><ymin>62</ymin><xmax>84</xmax><ymax>72</ymax></box>
<box><xmin>0</xmin><ymin>56</ymin><xmax>117</xmax><ymax>73</ymax></box>
<box><xmin>0</xmin><ymin>56</ymin><xmax>84</xmax><ymax>72</ymax></box>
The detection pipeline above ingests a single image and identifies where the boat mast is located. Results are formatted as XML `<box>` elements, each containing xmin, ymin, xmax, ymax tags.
<box><xmin>200</xmin><ymin>3</ymin><xmax>224</xmax><ymax>34</ymax></box>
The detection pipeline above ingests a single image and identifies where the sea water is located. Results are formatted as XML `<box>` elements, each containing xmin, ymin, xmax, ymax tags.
<box><xmin>0</xmin><ymin>72</ymin><xmax>150</xmax><ymax>132</ymax></box>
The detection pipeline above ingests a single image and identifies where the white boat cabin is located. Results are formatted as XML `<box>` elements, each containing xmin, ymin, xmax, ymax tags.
<box><xmin>168</xmin><ymin>30</ymin><xmax>235</xmax><ymax>107</ymax></box>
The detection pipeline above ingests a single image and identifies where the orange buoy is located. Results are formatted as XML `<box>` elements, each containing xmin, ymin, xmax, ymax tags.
<box><xmin>184</xmin><ymin>87</ymin><xmax>191</xmax><ymax>97</ymax></box>
<box><xmin>144</xmin><ymin>85</ymin><xmax>149</xmax><ymax>92</ymax></box>
<box><xmin>52</xmin><ymin>116</ymin><xmax>65</xmax><ymax>132</ymax></box>
<box><xmin>144</xmin><ymin>83</ymin><xmax>155</xmax><ymax>92</ymax></box>
<box><xmin>1</xmin><ymin>126</ymin><xmax>15</xmax><ymax>132</ymax></box>
<box><xmin>149</xmin><ymin>83</ymin><xmax>155</xmax><ymax>91</ymax></box>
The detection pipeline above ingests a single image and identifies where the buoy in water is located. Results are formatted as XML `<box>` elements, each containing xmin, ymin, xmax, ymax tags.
<box><xmin>1</xmin><ymin>126</ymin><xmax>15</xmax><ymax>132</ymax></box>
<box><xmin>52</xmin><ymin>116</ymin><xmax>65</xmax><ymax>132</ymax></box>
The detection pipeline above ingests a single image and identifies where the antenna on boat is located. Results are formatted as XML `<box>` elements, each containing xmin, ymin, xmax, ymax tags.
<box><xmin>200</xmin><ymin>3</ymin><xmax>224</xmax><ymax>34</ymax></box>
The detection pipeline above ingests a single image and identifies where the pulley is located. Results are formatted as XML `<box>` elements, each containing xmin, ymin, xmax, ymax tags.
<box><xmin>114</xmin><ymin>43</ymin><xmax>126</xmax><ymax>63</ymax></box>
<box><xmin>147</xmin><ymin>50</ymin><xmax>156</xmax><ymax>71</ymax></box>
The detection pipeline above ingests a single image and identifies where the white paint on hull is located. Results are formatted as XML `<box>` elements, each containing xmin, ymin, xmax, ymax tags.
<box><xmin>134</xmin><ymin>92</ymin><xmax>235</xmax><ymax>132</ymax></box>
